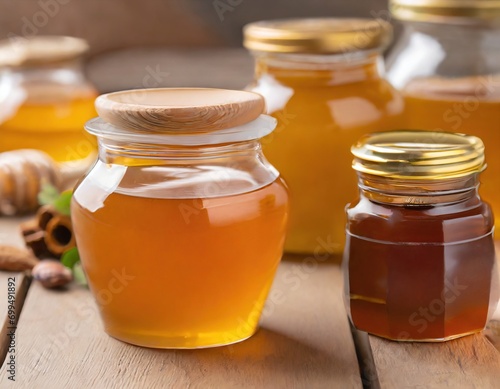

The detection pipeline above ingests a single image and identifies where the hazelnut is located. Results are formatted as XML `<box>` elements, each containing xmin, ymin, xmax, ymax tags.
<box><xmin>32</xmin><ymin>260</ymin><xmax>73</xmax><ymax>289</ymax></box>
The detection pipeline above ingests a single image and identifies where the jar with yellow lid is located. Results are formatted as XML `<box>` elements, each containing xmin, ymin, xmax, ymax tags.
<box><xmin>387</xmin><ymin>0</ymin><xmax>500</xmax><ymax>233</ymax></box>
<box><xmin>71</xmin><ymin>88</ymin><xmax>289</xmax><ymax>348</ymax></box>
<box><xmin>0</xmin><ymin>36</ymin><xmax>97</xmax><ymax>162</ymax></box>
<box><xmin>244</xmin><ymin>18</ymin><xmax>404</xmax><ymax>255</ymax></box>
<box><xmin>344</xmin><ymin>130</ymin><xmax>499</xmax><ymax>341</ymax></box>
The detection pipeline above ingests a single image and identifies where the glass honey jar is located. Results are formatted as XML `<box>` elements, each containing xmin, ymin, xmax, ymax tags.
<box><xmin>71</xmin><ymin>88</ymin><xmax>289</xmax><ymax>349</ymax></box>
<box><xmin>344</xmin><ymin>130</ymin><xmax>499</xmax><ymax>341</ymax></box>
<box><xmin>387</xmin><ymin>0</ymin><xmax>500</xmax><ymax>234</ymax></box>
<box><xmin>244</xmin><ymin>18</ymin><xmax>404</xmax><ymax>255</ymax></box>
<box><xmin>0</xmin><ymin>36</ymin><xmax>97</xmax><ymax>161</ymax></box>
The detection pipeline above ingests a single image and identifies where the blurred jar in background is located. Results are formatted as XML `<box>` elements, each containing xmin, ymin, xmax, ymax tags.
<box><xmin>244</xmin><ymin>18</ymin><xmax>403</xmax><ymax>255</ymax></box>
<box><xmin>387</xmin><ymin>0</ymin><xmax>500</xmax><ymax>232</ymax></box>
<box><xmin>0</xmin><ymin>36</ymin><xmax>97</xmax><ymax>162</ymax></box>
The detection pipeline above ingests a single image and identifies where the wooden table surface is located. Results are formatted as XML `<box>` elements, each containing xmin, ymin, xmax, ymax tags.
<box><xmin>1</xmin><ymin>49</ymin><xmax>500</xmax><ymax>388</ymax></box>
<box><xmin>0</xmin><ymin>216</ymin><xmax>499</xmax><ymax>389</ymax></box>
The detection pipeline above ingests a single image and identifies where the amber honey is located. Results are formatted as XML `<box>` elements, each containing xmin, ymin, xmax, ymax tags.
<box><xmin>73</xmin><ymin>88</ymin><xmax>289</xmax><ymax>348</ymax></box>
<box><xmin>244</xmin><ymin>17</ymin><xmax>403</xmax><ymax>254</ymax></box>
<box><xmin>0</xmin><ymin>84</ymin><xmax>97</xmax><ymax>161</ymax></box>
<box><xmin>401</xmin><ymin>77</ymin><xmax>500</xmax><ymax>230</ymax></box>
<box><xmin>249</xmin><ymin>59</ymin><xmax>403</xmax><ymax>254</ymax></box>
<box><xmin>0</xmin><ymin>36</ymin><xmax>97</xmax><ymax>161</ymax></box>
<box><xmin>72</xmin><ymin>176</ymin><xmax>289</xmax><ymax>348</ymax></box>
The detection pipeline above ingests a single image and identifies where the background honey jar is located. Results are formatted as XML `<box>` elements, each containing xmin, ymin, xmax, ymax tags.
<box><xmin>387</xmin><ymin>0</ymin><xmax>500</xmax><ymax>233</ymax></box>
<box><xmin>0</xmin><ymin>36</ymin><xmax>97</xmax><ymax>162</ymax></box>
<box><xmin>244</xmin><ymin>18</ymin><xmax>404</xmax><ymax>255</ymax></box>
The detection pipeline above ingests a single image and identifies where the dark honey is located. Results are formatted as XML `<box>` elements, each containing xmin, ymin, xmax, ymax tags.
<box><xmin>344</xmin><ymin>131</ymin><xmax>499</xmax><ymax>341</ymax></box>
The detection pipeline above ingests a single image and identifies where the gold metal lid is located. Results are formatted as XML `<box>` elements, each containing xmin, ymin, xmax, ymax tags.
<box><xmin>390</xmin><ymin>0</ymin><xmax>500</xmax><ymax>22</ymax></box>
<box><xmin>351</xmin><ymin>130</ymin><xmax>485</xmax><ymax>180</ymax></box>
<box><xmin>243</xmin><ymin>18</ymin><xmax>392</xmax><ymax>54</ymax></box>
<box><xmin>0</xmin><ymin>36</ymin><xmax>89</xmax><ymax>68</ymax></box>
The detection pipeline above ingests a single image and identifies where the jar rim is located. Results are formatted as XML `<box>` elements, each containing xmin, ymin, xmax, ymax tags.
<box><xmin>351</xmin><ymin>130</ymin><xmax>486</xmax><ymax>180</ymax></box>
<box><xmin>0</xmin><ymin>36</ymin><xmax>88</xmax><ymax>68</ymax></box>
<box><xmin>85</xmin><ymin>115</ymin><xmax>277</xmax><ymax>146</ymax></box>
<box><xmin>390</xmin><ymin>0</ymin><xmax>500</xmax><ymax>23</ymax></box>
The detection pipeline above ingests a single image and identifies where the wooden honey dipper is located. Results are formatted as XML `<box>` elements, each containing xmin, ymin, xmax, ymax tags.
<box><xmin>0</xmin><ymin>149</ymin><xmax>94</xmax><ymax>215</ymax></box>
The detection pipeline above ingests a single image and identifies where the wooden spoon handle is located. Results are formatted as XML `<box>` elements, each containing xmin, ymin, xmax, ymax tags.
<box><xmin>58</xmin><ymin>153</ymin><xmax>96</xmax><ymax>190</ymax></box>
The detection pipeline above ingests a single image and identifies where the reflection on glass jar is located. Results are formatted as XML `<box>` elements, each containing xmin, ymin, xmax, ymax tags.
<box><xmin>244</xmin><ymin>18</ymin><xmax>404</xmax><ymax>255</ymax></box>
<box><xmin>0</xmin><ymin>36</ymin><xmax>97</xmax><ymax>161</ymax></box>
<box><xmin>71</xmin><ymin>88</ymin><xmax>289</xmax><ymax>349</ymax></box>
<box><xmin>344</xmin><ymin>130</ymin><xmax>499</xmax><ymax>341</ymax></box>
<box><xmin>387</xmin><ymin>0</ymin><xmax>500</xmax><ymax>234</ymax></box>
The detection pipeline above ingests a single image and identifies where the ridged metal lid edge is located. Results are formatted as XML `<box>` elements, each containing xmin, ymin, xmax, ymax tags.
<box><xmin>352</xmin><ymin>130</ymin><xmax>485</xmax><ymax>180</ymax></box>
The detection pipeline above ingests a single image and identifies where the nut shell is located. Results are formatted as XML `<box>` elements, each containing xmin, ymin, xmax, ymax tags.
<box><xmin>0</xmin><ymin>245</ymin><xmax>38</xmax><ymax>271</ymax></box>
<box><xmin>32</xmin><ymin>260</ymin><xmax>73</xmax><ymax>288</ymax></box>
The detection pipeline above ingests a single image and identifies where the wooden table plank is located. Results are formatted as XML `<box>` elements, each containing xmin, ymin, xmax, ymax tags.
<box><xmin>0</xmin><ymin>253</ymin><xmax>361</xmax><ymax>388</ymax></box>
<box><xmin>354</xmin><ymin>247</ymin><xmax>500</xmax><ymax>389</ymax></box>
<box><xmin>0</xmin><ymin>219</ymin><xmax>30</xmax><ymax>369</ymax></box>
<box><xmin>3</xmin><ymin>207</ymin><xmax>500</xmax><ymax>387</ymax></box>
<box><xmin>484</xmin><ymin>306</ymin><xmax>500</xmax><ymax>352</ymax></box>
<box><xmin>362</xmin><ymin>331</ymin><xmax>500</xmax><ymax>389</ymax></box>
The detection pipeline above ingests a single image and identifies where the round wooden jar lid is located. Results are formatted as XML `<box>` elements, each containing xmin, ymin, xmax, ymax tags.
<box><xmin>95</xmin><ymin>88</ymin><xmax>266</xmax><ymax>134</ymax></box>
<box><xmin>0</xmin><ymin>36</ymin><xmax>89</xmax><ymax>67</ymax></box>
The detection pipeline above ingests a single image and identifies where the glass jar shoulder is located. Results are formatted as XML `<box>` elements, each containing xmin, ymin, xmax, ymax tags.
<box><xmin>346</xmin><ymin>196</ymin><xmax>494</xmax><ymax>243</ymax></box>
<box><xmin>0</xmin><ymin>79</ymin><xmax>97</xmax><ymax>132</ymax></box>
<box><xmin>73</xmin><ymin>159</ymin><xmax>286</xmax><ymax>212</ymax></box>
<box><xmin>248</xmin><ymin>74</ymin><xmax>403</xmax><ymax>120</ymax></box>
<box><xmin>387</xmin><ymin>22</ymin><xmax>500</xmax><ymax>90</ymax></box>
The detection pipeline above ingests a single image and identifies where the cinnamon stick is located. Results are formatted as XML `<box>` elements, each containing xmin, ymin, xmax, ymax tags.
<box><xmin>44</xmin><ymin>214</ymin><xmax>76</xmax><ymax>257</ymax></box>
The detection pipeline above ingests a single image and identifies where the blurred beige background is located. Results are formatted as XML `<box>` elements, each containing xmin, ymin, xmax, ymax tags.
<box><xmin>0</xmin><ymin>0</ymin><xmax>389</xmax><ymax>53</ymax></box>
<box><xmin>0</xmin><ymin>0</ymin><xmax>391</xmax><ymax>91</ymax></box>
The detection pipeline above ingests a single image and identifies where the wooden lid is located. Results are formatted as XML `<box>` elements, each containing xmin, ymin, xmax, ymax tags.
<box><xmin>0</xmin><ymin>44</ymin><xmax>24</xmax><ymax>68</ymax></box>
<box><xmin>0</xmin><ymin>36</ymin><xmax>89</xmax><ymax>67</ymax></box>
<box><xmin>95</xmin><ymin>88</ymin><xmax>266</xmax><ymax>133</ymax></box>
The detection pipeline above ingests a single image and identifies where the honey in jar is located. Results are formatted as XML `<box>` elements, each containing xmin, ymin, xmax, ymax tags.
<box><xmin>344</xmin><ymin>130</ymin><xmax>499</xmax><ymax>341</ymax></box>
<box><xmin>71</xmin><ymin>88</ymin><xmax>289</xmax><ymax>348</ymax></box>
<box><xmin>0</xmin><ymin>36</ymin><xmax>97</xmax><ymax>161</ymax></box>
<box><xmin>387</xmin><ymin>0</ymin><xmax>500</xmax><ymax>233</ymax></box>
<box><xmin>244</xmin><ymin>18</ymin><xmax>404</xmax><ymax>254</ymax></box>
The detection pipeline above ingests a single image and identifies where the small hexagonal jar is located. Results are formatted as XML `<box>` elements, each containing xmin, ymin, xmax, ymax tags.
<box><xmin>343</xmin><ymin>130</ymin><xmax>499</xmax><ymax>341</ymax></box>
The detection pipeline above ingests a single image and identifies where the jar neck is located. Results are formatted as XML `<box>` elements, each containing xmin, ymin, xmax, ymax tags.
<box><xmin>404</xmin><ymin>19</ymin><xmax>500</xmax><ymax>36</ymax></box>
<box><xmin>98</xmin><ymin>138</ymin><xmax>264</xmax><ymax>166</ymax></box>
<box><xmin>357</xmin><ymin>172</ymin><xmax>480</xmax><ymax>207</ymax></box>
<box><xmin>251</xmin><ymin>50</ymin><xmax>385</xmax><ymax>86</ymax></box>
<box><xmin>388</xmin><ymin>20</ymin><xmax>500</xmax><ymax>79</ymax></box>
<box><xmin>3</xmin><ymin>59</ymin><xmax>86</xmax><ymax>84</ymax></box>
